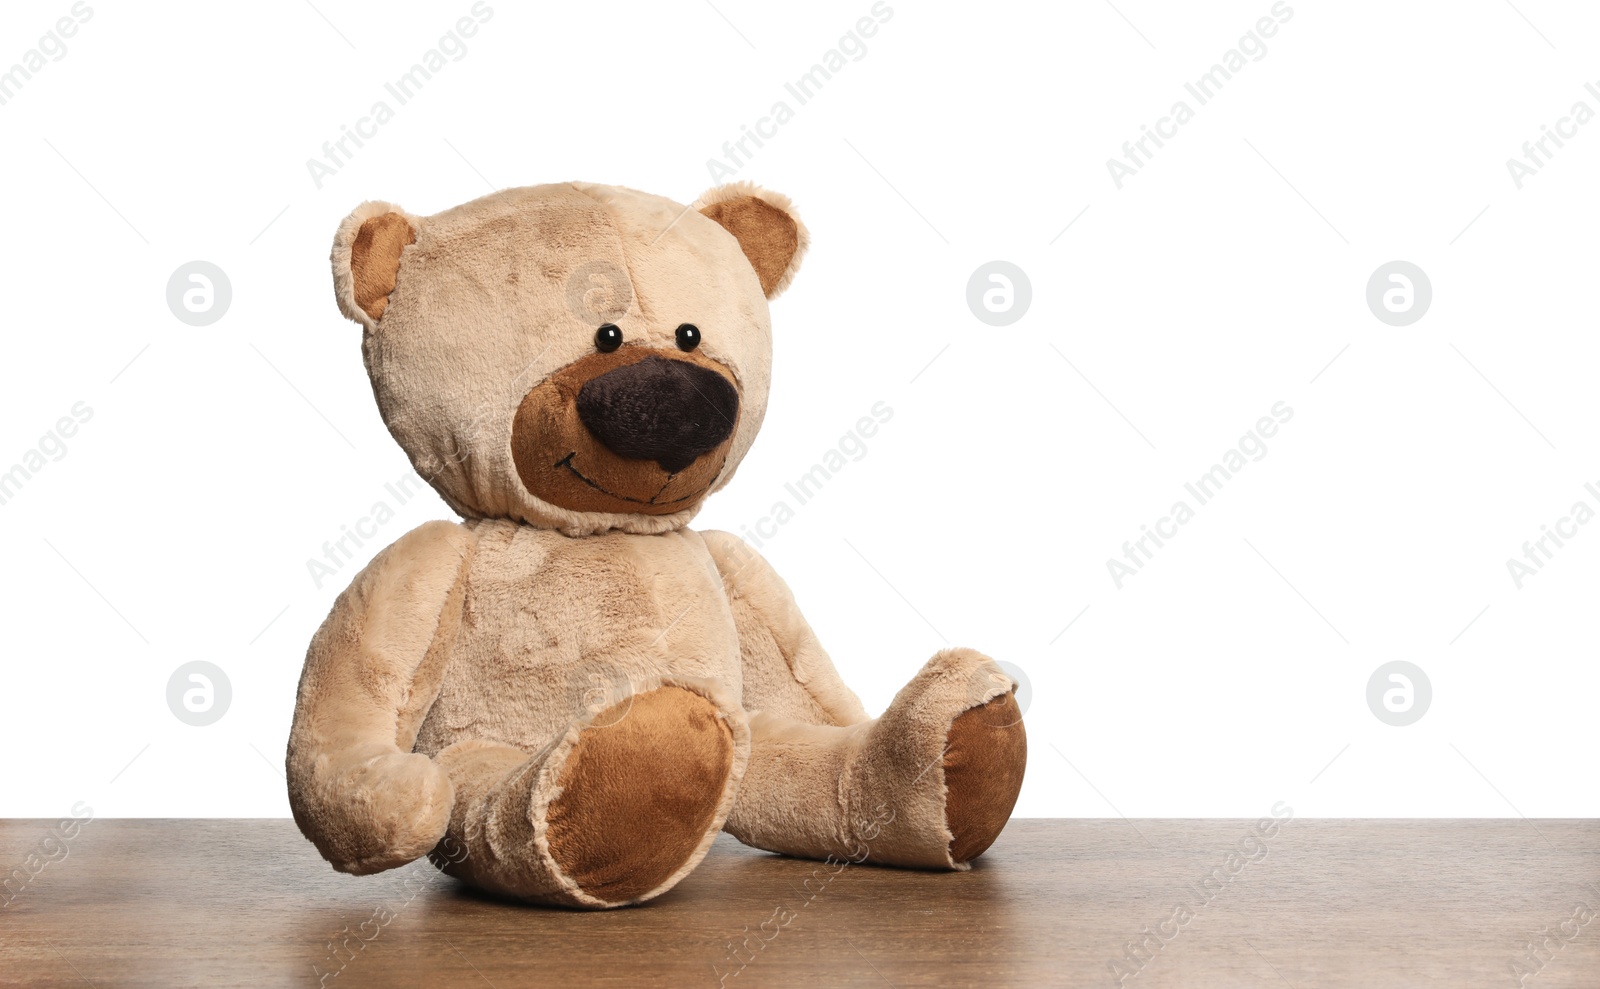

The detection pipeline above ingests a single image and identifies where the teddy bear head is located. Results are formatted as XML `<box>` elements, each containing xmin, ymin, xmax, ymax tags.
<box><xmin>331</xmin><ymin>181</ymin><xmax>807</xmax><ymax>535</ymax></box>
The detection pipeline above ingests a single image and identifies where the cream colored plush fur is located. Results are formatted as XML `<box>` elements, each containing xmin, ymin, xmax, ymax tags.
<box><xmin>287</xmin><ymin>182</ymin><xmax>1026</xmax><ymax>907</ymax></box>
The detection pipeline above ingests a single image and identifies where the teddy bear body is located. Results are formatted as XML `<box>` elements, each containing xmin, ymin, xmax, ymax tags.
<box><xmin>414</xmin><ymin>522</ymin><xmax>742</xmax><ymax>757</ymax></box>
<box><xmin>287</xmin><ymin>181</ymin><xmax>1027</xmax><ymax>907</ymax></box>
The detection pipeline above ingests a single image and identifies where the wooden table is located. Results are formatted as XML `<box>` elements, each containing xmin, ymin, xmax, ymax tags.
<box><xmin>1</xmin><ymin>819</ymin><xmax>1596</xmax><ymax>987</ymax></box>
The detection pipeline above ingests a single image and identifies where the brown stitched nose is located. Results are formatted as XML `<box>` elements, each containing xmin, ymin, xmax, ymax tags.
<box><xmin>576</xmin><ymin>355</ymin><xmax>739</xmax><ymax>473</ymax></box>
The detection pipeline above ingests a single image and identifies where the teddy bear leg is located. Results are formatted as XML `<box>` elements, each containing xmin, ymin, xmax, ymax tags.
<box><xmin>432</xmin><ymin>678</ymin><xmax>749</xmax><ymax>907</ymax></box>
<box><xmin>726</xmin><ymin>648</ymin><xmax>1025</xmax><ymax>870</ymax></box>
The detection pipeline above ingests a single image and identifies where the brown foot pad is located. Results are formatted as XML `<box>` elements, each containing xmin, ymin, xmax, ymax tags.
<box><xmin>546</xmin><ymin>686</ymin><xmax>735</xmax><ymax>904</ymax></box>
<box><xmin>943</xmin><ymin>691</ymin><xmax>1027</xmax><ymax>864</ymax></box>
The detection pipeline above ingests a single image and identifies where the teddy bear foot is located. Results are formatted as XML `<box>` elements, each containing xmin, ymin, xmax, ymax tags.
<box><xmin>847</xmin><ymin>648</ymin><xmax>1027</xmax><ymax>870</ymax></box>
<box><xmin>721</xmin><ymin>650</ymin><xmax>1026</xmax><ymax>870</ymax></box>
<box><xmin>543</xmin><ymin>684</ymin><xmax>742</xmax><ymax>905</ymax></box>
<box><xmin>942</xmin><ymin>690</ymin><xmax>1027</xmax><ymax>864</ymax></box>
<box><xmin>435</xmin><ymin>679</ymin><xmax>748</xmax><ymax>908</ymax></box>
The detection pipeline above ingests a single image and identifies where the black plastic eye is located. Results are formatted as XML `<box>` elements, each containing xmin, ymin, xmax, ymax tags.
<box><xmin>675</xmin><ymin>323</ymin><xmax>701</xmax><ymax>352</ymax></box>
<box><xmin>595</xmin><ymin>323</ymin><xmax>623</xmax><ymax>353</ymax></box>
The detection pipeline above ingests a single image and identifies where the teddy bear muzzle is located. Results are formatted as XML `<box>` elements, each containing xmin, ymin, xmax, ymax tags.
<box><xmin>510</xmin><ymin>346</ymin><xmax>741</xmax><ymax>517</ymax></box>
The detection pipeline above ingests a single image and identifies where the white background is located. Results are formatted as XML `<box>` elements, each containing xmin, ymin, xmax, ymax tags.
<box><xmin>1</xmin><ymin>0</ymin><xmax>1595</xmax><ymax>820</ymax></box>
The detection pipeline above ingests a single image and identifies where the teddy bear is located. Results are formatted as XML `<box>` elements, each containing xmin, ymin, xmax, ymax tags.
<box><xmin>286</xmin><ymin>180</ymin><xmax>1028</xmax><ymax>908</ymax></box>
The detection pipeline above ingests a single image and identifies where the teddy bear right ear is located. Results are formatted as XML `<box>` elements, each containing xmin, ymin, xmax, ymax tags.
<box><xmin>694</xmin><ymin>182</ymin><xmax>808</xmax><ymax>299</ymax></box>
<box><xmin>332</xmin><ymin>201</ymin><xmax>418</xmax><ymax>328</ymax></box>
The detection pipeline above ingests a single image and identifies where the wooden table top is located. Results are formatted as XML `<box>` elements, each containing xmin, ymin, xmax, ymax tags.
<box><xmin>1</xmin><ymin>818</ymin><xmax>1596</xmax><ymax>988</ymax></box>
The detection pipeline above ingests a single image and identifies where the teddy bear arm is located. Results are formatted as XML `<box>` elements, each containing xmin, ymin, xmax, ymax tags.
<box><xmin>286</xmin><ymin>520</ymin><xmax>476</xmax><ymax>875</ymax></box>
<box><xmin>700</xmin><ymin>530</ymin><xmax>869</xmax><ymax>726</ymax></box>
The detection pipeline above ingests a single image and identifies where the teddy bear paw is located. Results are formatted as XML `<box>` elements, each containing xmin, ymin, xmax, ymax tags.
<box><xmin>543</xmin><ymin>684</ymin><xmax>741</xmax><ymax>905</ymax></box>
<box><xmin>847</xmin><ymin>648</ymin><xmax>1027</xmax><ymax>869</ymax></box>
<box><xmin>941</xmin><ymin>689</ymin><xmax>1027</xmax><ymax>864</ymax></box>
<box><xmin>315</xmin><ymin>751</ymin><xmax>456</xmax><ymax>876</ymax></box>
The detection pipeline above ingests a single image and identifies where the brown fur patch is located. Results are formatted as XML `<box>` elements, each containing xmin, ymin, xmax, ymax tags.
<box><xmin>698</xmin><ymin>197</ymin><xmax>799</xmax><ymax>298</ymax></box>
<box><xmin>546</xmin><ymin>686</ymin><xmax>735</xmax><ymax>903</ymax></box>
<box><xmin>351</xmin><ymin>212</ymin><xmax>416</xmax><ymax>321</ymax></box>
<box><xmin>511</xmin><ymin>348</ymin><xmax>738</xmax><ymax>515</ymax></box>
<box><xmin>943</xmin><ymin>691</ymin><xmax>1027</xmax><ymax>864</ymax></box>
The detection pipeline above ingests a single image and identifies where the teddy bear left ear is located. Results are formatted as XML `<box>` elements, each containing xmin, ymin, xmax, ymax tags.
<box><xmin>694</xmin><ymin>182</ymin><xmax>809</xmax><ymax>299</ymax></box>
<box><xmin>331</xmin><ymin>200</ymin><xmax>419</xmax><ymax>328</ymax></box>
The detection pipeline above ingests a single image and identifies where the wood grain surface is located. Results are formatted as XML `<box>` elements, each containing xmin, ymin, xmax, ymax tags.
<box><xmin>1</xmin><ymin>818</ymin><xmax>1596</xmax><ymax>988</ymax></box>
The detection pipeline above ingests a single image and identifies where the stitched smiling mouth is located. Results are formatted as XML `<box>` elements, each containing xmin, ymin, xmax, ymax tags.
<box><xmin>553</xmin><ymin>452</ymin><xmax>719</xmax><ymax>507</ymax></box>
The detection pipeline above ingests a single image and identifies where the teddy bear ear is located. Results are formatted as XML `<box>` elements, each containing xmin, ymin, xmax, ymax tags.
<box><xmin>694</xmin><ymin>182</ymin><xmax>809</xmax><ymax>299</ymax></box>
<box><xmin>331</xmin><ymin>201</ymin><xmax>419</xmax><ymax>327</ymax></box>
